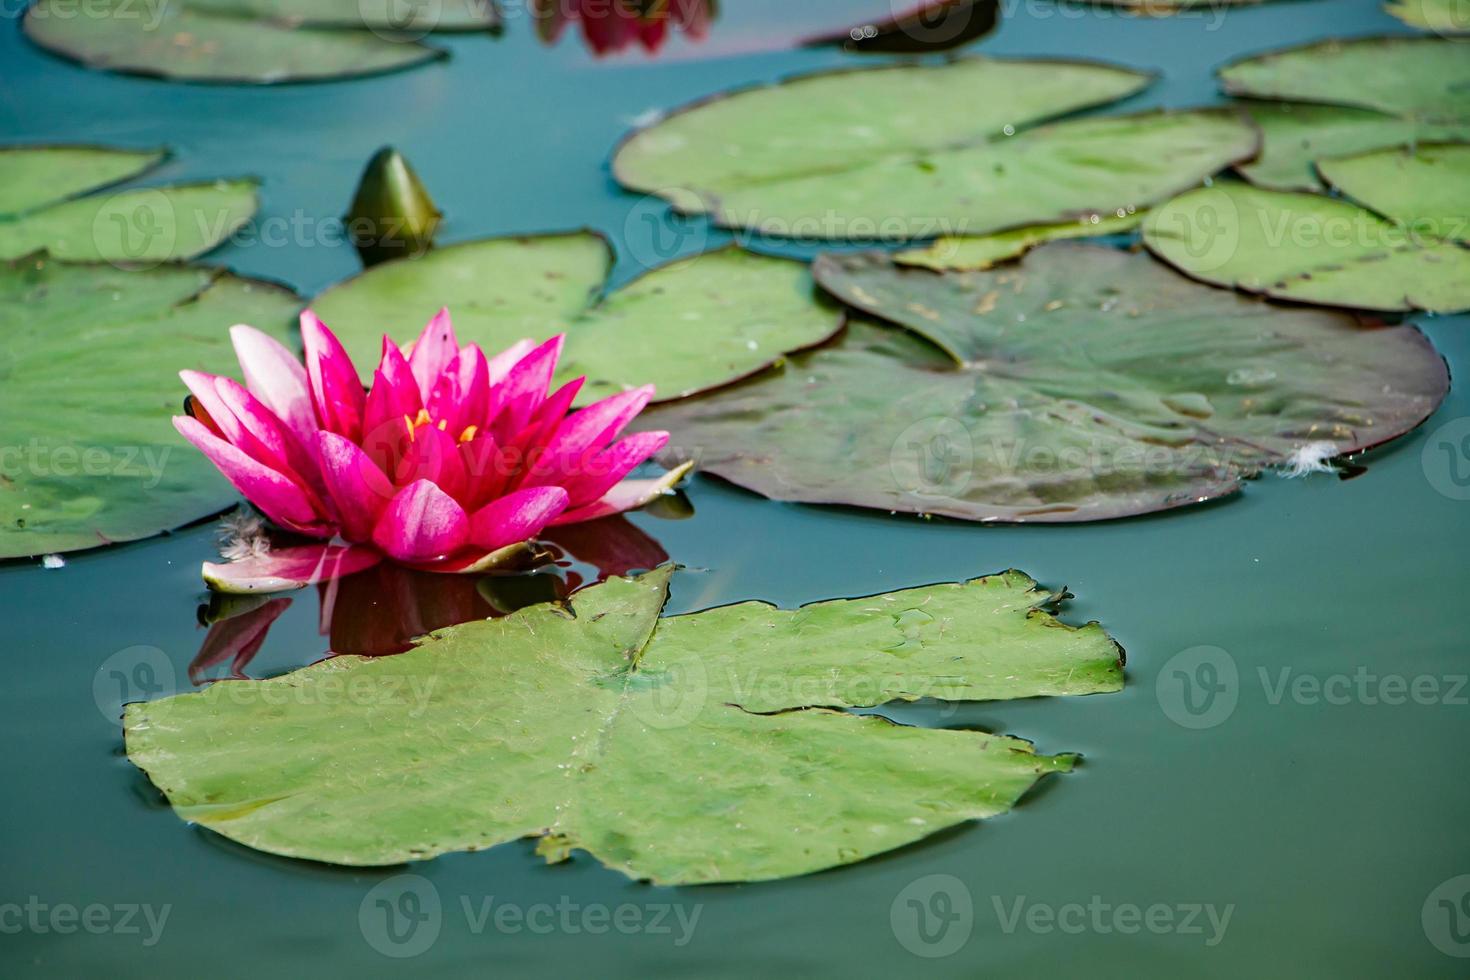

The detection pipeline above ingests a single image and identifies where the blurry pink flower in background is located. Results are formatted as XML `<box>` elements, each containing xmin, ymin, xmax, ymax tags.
<box><xmin>534</xmin><ymin>0</ymin><xmax>716</xmax><ymax>56</ymax></box>
<box><xmin>175</xmin><ymin>309</ymin><xmax>689</xmax><ymax>593</ymax></box>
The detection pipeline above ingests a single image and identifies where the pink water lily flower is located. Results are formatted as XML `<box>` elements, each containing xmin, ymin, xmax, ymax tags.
<box><xmin>174</xmin><ymin>309</ymin><xmax>689</xmax><ymax>593</ymax></box>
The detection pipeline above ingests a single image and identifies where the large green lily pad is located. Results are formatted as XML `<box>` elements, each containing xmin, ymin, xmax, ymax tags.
<box><xmin>1143</xmin><ymin>171</ymin><xmax>1470</xmax><ymax>313</ymax></box>
<box><xmin>125</xmin><ymin>565</ymin><xmax>1124</xmax><ymax>882</ymax></box>
<box><xmin>690</xmin><ymin>110</ymin><xmax>1253</xmax><ymax>241</ymax></box>
<box><xmin>24</xmin><ymin>0</ymin><xmax>444</xmax><ymax>85</ymax></box>
<box><xmin>184</xmin><ymin>0</ymin><xmax>498</xmax><ymax>31</ymax></box>
<box><xmin>0</xmin><ymin>145</ymin><xmax>165</xmax><ymax>217</ymax></box>
<box><xmin>645</xmin><ymin>245</ymin><xmax>1447</xmax><ymax>523</ymax></box>
<box><xmin>1318</xmin><ymin>142</ymin><xmax>1470</xmax><ymax>241</ymax></box>
<box><xmin>0</xmin><ymin>258</ymin><xmax>300</xmax><ymax>559</ymax></box>
<box><xmin>613</xmin><ymin>57</ymin><xmax>1156</xmax><ymax>214</ymax></box>
<box><xmin>1222</xmin><ymin>37</ymin><xmax>1470</xmax><ymax>191</ymax></box>
<box><xmin>0</xmin><ymin>146</ymin><xmax>258</xmax><ymax>264</ymax></box>
<box><xmin>311</xmin><ymin>238</ymin><xmax>843</xmax><ymax>404</ymax></box>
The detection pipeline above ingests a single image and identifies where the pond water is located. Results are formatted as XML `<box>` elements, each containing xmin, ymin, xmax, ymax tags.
<box><xmin>3</xmin><ymin>1</ymin><xmax>1470</xmax><ymax>975</ymax></box>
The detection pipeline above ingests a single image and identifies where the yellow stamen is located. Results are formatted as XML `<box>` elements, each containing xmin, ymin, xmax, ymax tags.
<box><xmin>458</xmin><ymin>425</ymin><xmax>479</xmax><ymax>444</ymax></box>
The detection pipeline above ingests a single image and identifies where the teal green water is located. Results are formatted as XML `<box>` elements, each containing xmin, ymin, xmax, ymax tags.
<box><xmin>4</xmin><ymin>2</ymin><xmax>1470</xmax><ymax>975</ymax></box>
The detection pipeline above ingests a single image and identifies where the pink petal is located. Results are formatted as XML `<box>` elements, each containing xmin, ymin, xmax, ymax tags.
<box><xmin>426</xmin><ymin>344</ymin><xmax>490</xmax><ymax>436</ymax></box>
<box><xmin>470</xmin><ymin>486</ymin><xmax>569</xmax><ymax>551</ymax></box>
<box><xmin>300</xmin><ymin>311</ymin><xmax>366</xmax><ymax>441</ymax></box>
<box><xmin>202</xmin><ymin>544</ymin><xmax>382</xmax><ymax>594</ymax></box>
<box><xmin>394</xmin><ymin>423</ymin><xmax>468</xmax><ymax>502</ymax></box>
<box><xmin>544</xmin><ymin>385</ymin><xmax>655</xmax><ymax>459</ymax></box>
<box><xmin>487</xmin><ymin>334</ymin><xmax>565</xmax><ymax>441</ymax></box>
<box><xmin>408</xmin><ymin>308</ymin><xmax>459</xmax><ymax>401</ymax></box>
<box><xmin>376</xmin><ymin>338</ymin><xmax>423</xmax><ymax>415</ymax></box>
<box><xmin>173</xmin><ymin>416</ymin><xmax>329</xmax><ymax>535</ymax></box>
<box><xmin>361</xmin><ymin>369</ymin><xmax>416</xmax><ymax>478</ymax></box>
<box><xmin>317</xmin><ymin>432</ymin><xmax>396</xmax><ymax>543</ymax></box>
<box><xmin>213</xmin><ymin>377</ymin><xmax>322</xmax><ymax>492</ymax></box>
<box><xmin>486</xmin><ymin>338</ymin><xmax>536</xmax><ymax>385</ymax></box>
<box><xmin>229</xmin><ymin>324</ymin><xmax>315</xmax><ymax>444</ymax></box>
<box><xmin>557</xmin><ymin>430</ymin><xmax>671</xmax><ymax>508</ymax></box>
<box><xmin>503</xmin><ymin>377</ymin><xmax>584</xmax><ymax>491</ymax></box>
<box><xmin>552</xmin><ymin>460</ymin><xmax>692</xmax><ymax>525</ymax></box>
<box><xmin>372</xmin><ymin>480</ymin><xmax>470</xmax><ymax>563</ymax></box>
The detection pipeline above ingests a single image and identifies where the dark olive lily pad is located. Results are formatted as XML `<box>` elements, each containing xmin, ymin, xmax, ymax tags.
<box><xmin>646</xmin><ymin>245</ymin><xmax>1447</xmax><ymax>523</ymax></box>
<box><xmin>614</xmin><ymin>57</ymin><xmax>1156</xmax><ymax>215</ymax></box>
<box><xmin>310</xmin><ymin>237</ymin><xmax>843</xmax><ymax>404</ymax></box>
<box><xmin>0</xmin><ymin>257</ymin><xmax>300</xmax><ymax>559</ymax></box>
<box><xmin>1143</xmin><ymin>162</ymin><xmax>1470</xmax><ymax>313</ymax></box>
<box><xmin>125</xmin><ymin>565</ymin><xmax>1123</xmax><ymax>881</ymax></box>
<box><xmin>800</xmin><ymin>0</ymin><xmax>998</xmax><ymax>54</ymax></box>
<box><xmin>24</xmin><ymin>0</ymin><xmax>444</xmax><ymax>84</ymax></box>
<box><xmin>1222</xmin><ymin>37</ymin><xmax>1470</xmax><ymax>190</ymax></box>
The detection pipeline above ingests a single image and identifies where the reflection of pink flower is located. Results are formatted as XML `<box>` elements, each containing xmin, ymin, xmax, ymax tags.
<box><xmin>174</xmin><ymin>310</ymin><xmax>688</xmax><ymax>592</ymax></box>
<box><xmin>190</xmin><ymin>515</ymin><xmax>672</xmax><ymax>674</ymax></box>
<box><xmin>536</xmin><ymin>0</ymin><xmax>716</xmax><ymax>56</ymax></box>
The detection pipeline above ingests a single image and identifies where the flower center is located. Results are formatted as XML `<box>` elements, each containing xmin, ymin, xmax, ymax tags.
<box><xmin>404</xmin><ymin>409</ymin><xmax>479</xmax><ymax>444</ymax></box>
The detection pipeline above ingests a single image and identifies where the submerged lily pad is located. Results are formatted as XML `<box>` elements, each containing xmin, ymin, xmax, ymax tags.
<box><xmin>614</xmin><ymin>57</ymin><xmax>1156</xmax><ymax>214</ymax></box>
<box><xmin>894</xmin><ymin>211</ymin><xmax>1143</xmax><ymax>272</ymax></box>
<box><xmin>0</xmin><ymin>258</ymin><xmax>300</xmax><ymax>559</ymax></box>
<box><xmin>125</xmin><ymin>565</ymin><xmax>1123</xmax><ymax>881</ymax></box>
<box><xmin>645</xmin><ymin>245</ymin><xmax>1447</xmax><ymax>522</ymax></box>
<box><xmin>311</xmin><ymin>237</ymin><xmax>843</xmax><ymax>404</ymax></box>
<box><xmin>1143</xmin><ymin>167</ymin><xmax>1470</xmax><ymax>313</ymax></box>
<box><xmin>1222</xmin><ymin>37</ymin><xmax>1470</xmax><ymax>190</ymax></box>
<box><xmin>0</xmin><ymin>145</ymin><xmax>165</xmax><ymax>216</ymax></box>
<box><xmin>24</xmin><ymin>0</ymin><xmax>444</xmax><ymax>85</ymax></box>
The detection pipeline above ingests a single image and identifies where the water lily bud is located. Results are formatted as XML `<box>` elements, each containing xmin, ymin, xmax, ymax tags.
<box><xmin>346</xmin><ymin>147</ymin><xmax>441</xmax><ymax>267</ymax></box>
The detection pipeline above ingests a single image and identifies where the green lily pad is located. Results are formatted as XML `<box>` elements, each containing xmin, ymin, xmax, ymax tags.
<box><xmin>310</xmin><ymin>237</ymin><xmax>843</xmax><ymax>404</ymax></box>
<box><xmin>0</xmin><ymin>257</ymin><xmax>300</xmax><ymax>559</ymax></box>
<box><xmin>1233</xmin><ymin>102</ymin><xmax>1470</xmax><ymax>192</ymax></box>
<box><xmin>645</xmin><ymin>245</ymin><xmax>1447</xmax><ymax>522</ymax></box>
<box><xmin>894</xmin><ymin>210</ymin><xmax>1143</xmax><ymax>272</ymax></box>
<box><xmin>701</xmin><ymin>110</ymin><xmax>1254</xmax><ymax>241</ymax></box>
<box><xmin>0</xmin><ymin>181</ymin><xmax>259</xmax><ymax>265</ymax></box>
<box><xmin>24</xmin><ymin>0</ymin><xmax>443</xmax><ymax>85</ymax></box>
<box><xmin>183</xmin><ymin>0</ymin><xmax>498</xmax><ymax>31</ymax></box>
<box><xmin>125</xmin><ymin>565</ymin><xmax>1124</xmax><ymax>881</ymax></box>
<box><xmin>613</xmin><ymin>57</ymin><xmax>1156</xmax><ymax>215</ymax></box>
<box><xmin>1221</xmin><ymin>37</ymin><xmax>1470</xmax><ymax>191</ymax></box>
<box><xmin>1143</xmin><ymin>174</ymin><xmax>1470</xmax><ymax>313</ymax></box>
<box><xmin>1317</xmin><ymin>142</ymin><xmax>1470</xmax><ymax>241</ymax></box>
<box><xmin>0</xmin><ymin>145</ymin><xmax>165</xmax><ymax>217</ymax></box>
<box><xmin>1385</xmin><ymin>0</ymin><xmax>1470</xmax><ymax>33</ymax></box>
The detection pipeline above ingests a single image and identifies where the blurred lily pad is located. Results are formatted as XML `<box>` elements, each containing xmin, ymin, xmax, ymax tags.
<box><xmin>126</xmin><ymin>565</ymin><xmax>1123</xmax><ymax>881</ymax></box>
<box><xmin>1384</xmin><ymin>0</ymin><xmax>1470</xmax><ymax>33</ymax></box>
<box><xmin>801</xmin><ymin>0</ymin><xmax>998</xmax><ymax>53</ymax></box>
<box><xmin>0</xmin><ymin>146</ymin><xmax>258</xmax><ymax>264</ymax></box>
<box><xmin>646</xmin><ymin>245</ymin><xmax>1447</xmax><ymax>522</ymax></box>
<box><xmin>311</xmin><ymin>238</ymin><xmax>843</xmax><ymax>404</ymax></box>
<box><xmin>0</xmin><ymin>145</ymin><xmax>165</xmax><ymax>216</ymax></box>
<box><xmin>0</xmin><ymin>258</ymin><xmax>301</xmax><ymax>559</ymax></box>
<box><xmin>1143</xmin><ymin>158</ymin><xmax>1470</xmax><ymax>313</ymax></box>
<box><xmin>895</xmin><ymin>211</ymin><xmax>1143</xmax><ymax>271</ymax></box>
<box><xmin>23</xmin><ymin>0</ymin><xmax>447</xmax><ymax>84</ymax></box>
<box><xmin>1223</xmin><ymin>37</ymin><xmax>1470</xmax><ymax>190</ymax></box>
<box><xmin>614</xmin><ymin>56</ymin><xmax>1157</xmax><ymax>216</ymax></box>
